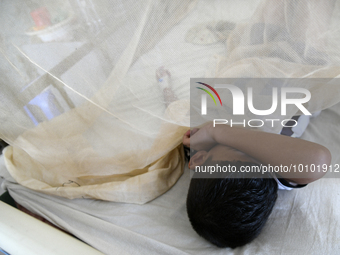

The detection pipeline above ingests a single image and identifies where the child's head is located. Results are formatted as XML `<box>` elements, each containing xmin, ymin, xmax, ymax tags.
<box><xmin>186</xmin><ymin>159</ymin><xmax>278</xmax><ymax>248</ymax></box>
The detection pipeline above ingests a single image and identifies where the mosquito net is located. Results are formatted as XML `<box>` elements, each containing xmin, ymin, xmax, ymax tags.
<box><xmin>1</xmin><ymin>0</ymin><xmax>340</xmax><ymax>203</ymax></box>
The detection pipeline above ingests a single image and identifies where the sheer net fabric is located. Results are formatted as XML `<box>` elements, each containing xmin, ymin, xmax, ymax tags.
<box><xmin>1</xmin><ymin>0</ymin><xmax>340</xmax><ymax>203</ymax></box>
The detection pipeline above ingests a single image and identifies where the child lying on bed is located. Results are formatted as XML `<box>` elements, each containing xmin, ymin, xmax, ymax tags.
<box><xmin>156</xmin><ymin>66</ymin><xmax>331</xmax><ymax>248</ymax></box>
<box><xmin>182</xmin><ymin>122</ymin><xmax>331</xmax><ymax>248</ymax></box>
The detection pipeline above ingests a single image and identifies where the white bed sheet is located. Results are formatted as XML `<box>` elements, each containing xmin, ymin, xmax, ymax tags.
<box><xmin>123</xmin><ymin>0</ymin><xmax>261</xmax><ymax>103</ymax></box>
<box><xmin>1</xmin><ymin>101</ymin><xmax>340</xmax><ymax>255</ymax></box>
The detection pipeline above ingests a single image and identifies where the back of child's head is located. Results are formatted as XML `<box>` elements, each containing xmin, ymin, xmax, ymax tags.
<box><xmin>186</xmin><ymin>160</ymin><xmax>278</xmax><ymax>248</ymax></box>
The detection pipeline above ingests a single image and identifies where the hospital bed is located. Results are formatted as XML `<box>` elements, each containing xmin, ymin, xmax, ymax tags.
<box><xmin>1</xmin><ymin>101</ymin><xmax>340</xmax><ymax>254</ymax></box>
<box><xmin>1</xmin><ymin>0</ymin><xmax>340</xmax><ymax>254</ymax></box>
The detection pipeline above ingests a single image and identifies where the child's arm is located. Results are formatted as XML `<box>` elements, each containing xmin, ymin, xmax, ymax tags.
<box><xmin>188</xmin><ymin>123</ymin><xmax>331</xmax><ymax>184</ymax></box>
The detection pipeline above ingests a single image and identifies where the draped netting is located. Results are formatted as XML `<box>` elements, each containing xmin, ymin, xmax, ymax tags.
<box><xmin>1</xmin><ymin>0</ymin><xmax>340</xmax><ymax>203</ymax></box>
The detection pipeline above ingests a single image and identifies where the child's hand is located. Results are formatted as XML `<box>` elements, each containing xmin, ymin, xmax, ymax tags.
<box><xmin>183</xmin><ymin>123</ymin><xmax>217</xmax><ymax>151</ymax></box>
<box><xmin>183</xmin><ymin>128</ymin><xmax>199</xmax><ymax>147</ymax></box>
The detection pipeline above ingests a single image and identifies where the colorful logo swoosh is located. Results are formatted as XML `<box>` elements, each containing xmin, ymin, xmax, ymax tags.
<box><xmin>196</xmin><ymin>82</ymin><xmax>222</xmax><ymax>106</ymax></box>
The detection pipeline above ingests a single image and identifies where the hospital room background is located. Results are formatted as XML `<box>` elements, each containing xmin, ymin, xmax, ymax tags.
<box><xmin>1</xmin><ymin>0</ymin><xmax>340</xmax><ymax>254</ymax></box>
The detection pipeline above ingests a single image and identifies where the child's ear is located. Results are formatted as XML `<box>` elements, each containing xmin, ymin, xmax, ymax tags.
<box><xmin>189</xmin><ymin>151</ymin><xmax>208</xmax><ymax>170</ymax></box>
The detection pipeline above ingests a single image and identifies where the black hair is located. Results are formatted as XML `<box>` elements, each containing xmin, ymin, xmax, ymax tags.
<box><xmin>186</xmin><ymin>160</ymin><xmax>278</xmax><ymax>248</ymax></box>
